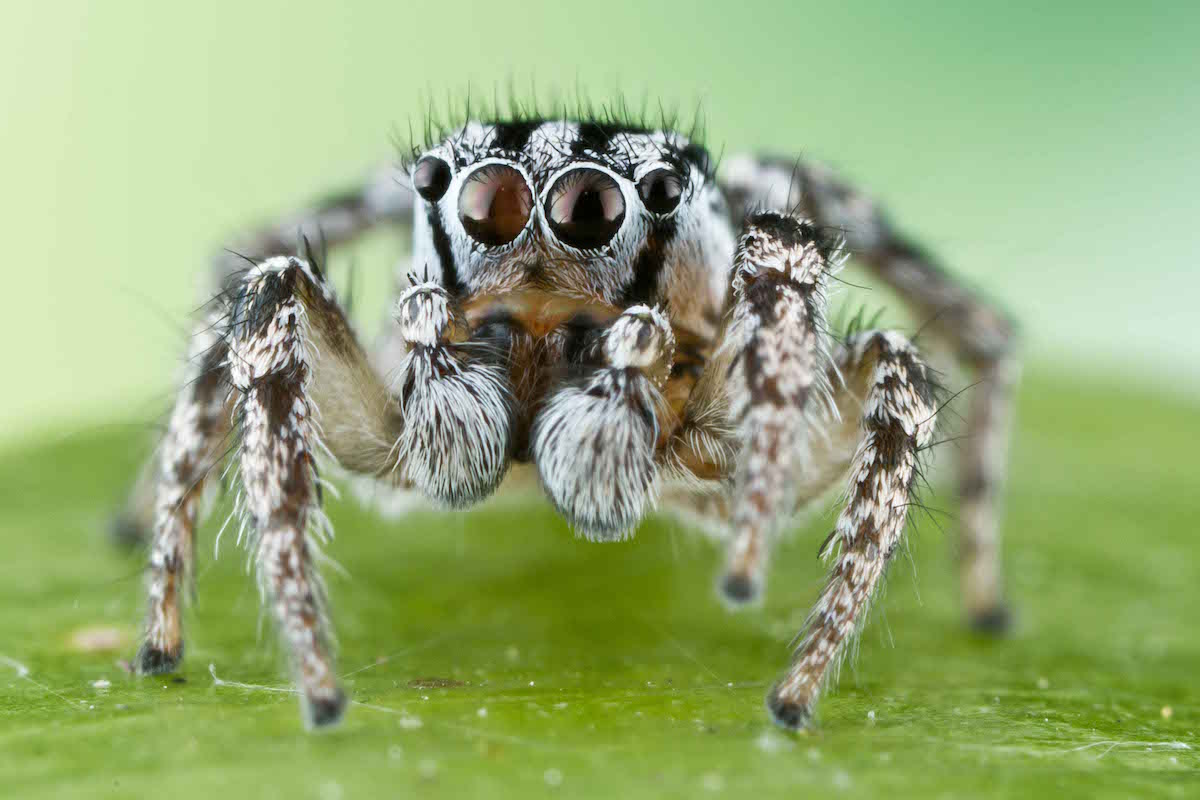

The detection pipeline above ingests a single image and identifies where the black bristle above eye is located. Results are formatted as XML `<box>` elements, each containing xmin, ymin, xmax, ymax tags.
<box><xmin>491</xmin><ymin>119</ymin><xmax>541</xmax><ymax>154</ymax></box>
<box><xmin>396</xmin><ymin>86</ymin><xmax>716</xmax><ymax>181</ymax></box>
<box><xmin>571</xmin><ymin>121</ymin><xmax>619</xmax><ymax>157</ymax></box>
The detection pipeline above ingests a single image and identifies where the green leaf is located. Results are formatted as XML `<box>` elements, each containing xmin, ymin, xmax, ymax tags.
<box><xmin>0</xmin><ymin>371</ymin><xmax>1196</xmax><ymax>798</ymax></box>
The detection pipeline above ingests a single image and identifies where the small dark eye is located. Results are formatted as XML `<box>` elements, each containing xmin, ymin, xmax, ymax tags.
<box><xmin>413</xmin><ymin>156</ymin><xmax>452</xmax><ymax>202</ymax></box>
<box><xmin>637</xmin><ymin>168</ymin><xmax>683</xmax><ymax>214</ymax></box>
<box><xmin>545</xmin><ymin>168</ymin><xmax>626</xmax><ymax>249</ymax></box>
<box><xmin>458</xmin><ymin>164</ymin><xmax>533</xmax><ymax>246</ymax></box>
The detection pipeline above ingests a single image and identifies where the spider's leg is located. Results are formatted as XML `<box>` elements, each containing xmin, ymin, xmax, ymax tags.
<box><xmin>680</xmin><ymin>212</ymin><xmax>839</xmax><ymax>604</ymax></box>
<box><xmin>136</xmin><ymin>311</ymin><xmax>233</xmax><ymax>673</ymax></box>
<box><xmin>132</xmin><ymin>257</ymin><xmax>384</xmax><ymax>723</ymax></box>
<box><xmin>216</xmin><ymin>256</ymin><xmax>511</xmax><ymax>728</ymax></box>
<box><xmin>113</xmin><ymin>165</ymin><xmax>413</xmax><ymax>547</ymax></box>
<box><xmin>531</xmin><ymin>305</ymin><xmax>675</xmax><ymax>540</ymax></box>
<box><xmin>212</xmin><ymin>256</ymin><xmax>383</xmax><ymax>727</ymax></box>
<box><xmin>136</xmin><ymin>256</ymin><xmax>514</xmax><ymax>728</ymax></box>
<box><xmin>721</xmin><ymin>155</ymin><xmax>1019</xmax><ymax>630</ymax></box>
<box><xmin>768</xmin><ymin>329</ymin><xmax>938</xmax><ymax>729</ymax></box>
<box><xmin>659</xmin><ymin>331</ymin><xmax>881</xmax><ymax>541</ymax></box>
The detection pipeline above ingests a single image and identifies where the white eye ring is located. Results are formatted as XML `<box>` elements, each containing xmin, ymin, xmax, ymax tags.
<box><xmin>456</xmin><ymin>160</ymin><xmax>535</xmax><ymax>248</ymax></box>
<box><xmin>544</xmin><ymin>168</ymin><xmax>627</xmax><ymax>250</ymax></box>
<box><xmin>539</xmin><ymin>162</ymin><xmax>633</xmax><ymax>252</ymax></box>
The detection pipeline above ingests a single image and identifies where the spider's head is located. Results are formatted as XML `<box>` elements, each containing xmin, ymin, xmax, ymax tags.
<box><xmin>407</xmin><ymin>120</ymin><xmax>735</xmax><ymax>316</ymax></box>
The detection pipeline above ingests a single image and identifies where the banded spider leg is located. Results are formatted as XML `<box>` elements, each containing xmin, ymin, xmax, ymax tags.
<box><xmin>669</xmin><ymin>212</ymin><xmax>939</xmax><ymax>728</ymax></box>
<box><xmin>135</xmin><ymin>255</ymin><xmax>514</xmax><ymax>728</ymax></box>
<box><xmin>721</xmin><ymin>155</ymin><xmax>1018</xmax><ymax>628</ymax></box>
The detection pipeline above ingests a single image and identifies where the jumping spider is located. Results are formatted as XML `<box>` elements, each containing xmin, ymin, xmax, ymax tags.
<box><xmin>115</xmin><ymin>115</ymin><xmax>1019</xmax><ymax>730</ymax></box>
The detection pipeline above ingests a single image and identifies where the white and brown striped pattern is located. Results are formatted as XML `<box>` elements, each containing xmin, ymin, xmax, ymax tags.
<box><xmin>722</xmin><ymin>153</ymin><xmax>1019</xmax><ymax>628</ymax></box>
<box><xmin>137</xmin><ymin>310</ymin><xmax>231</xmax><ymax>674</ymax></box>
<box><xmin>718</xmin><ymin>213</ymin><xmax>842</xmax><ymax>604</ymax></box>
<box><xmin>768</xmin><ymin>331</ymin><xmax>937</xmax><ymax>728</ymax></box>
<box><xmin>226</xmin><ymin>258</ymin><xmax>345</xmax><ymax>727</ymax></box>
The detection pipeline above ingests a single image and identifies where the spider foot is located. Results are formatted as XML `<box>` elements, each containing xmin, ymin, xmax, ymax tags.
<box><xmin>719</xmin><ymin>569</ymin><xmax>764</xmax><ymax>607</ymax></box>
<box><xmin>968</xmin><ymin>603</ymin><xmax>1014</xmax><ymax>636</ymax></box>
<box><xmin>766</xmin><ymin>685</ymin><xmax>815</xmax><ymax>731</ymax></box>
<box><xmin>302</xmin><ymin>686</ymin><xmax>349</xmax><ymax>730</ymax></box>
<box><xmin>134</xmin><ymin>641</ymin><xmax>183</xmax><ymax>675</ymax></box>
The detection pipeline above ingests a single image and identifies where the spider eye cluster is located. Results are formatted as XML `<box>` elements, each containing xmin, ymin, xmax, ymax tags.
<box><xmin>412</xmin><ymin>153</ymin><xmax>686</xmax><ymax>250</ymax></box>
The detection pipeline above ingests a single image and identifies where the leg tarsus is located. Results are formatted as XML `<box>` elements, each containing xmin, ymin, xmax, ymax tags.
<box><xmin>134</xmin><ymin>641</ymin><xmax>184</xmax><ymax>676</ymax></box>
<box><xmin>766</xmin><ymin>684</ymin><xmax>815</xmax><ymax>731</ymax></box>
<box><xmin>719</xmin><ymin>571</ymin><xmax>763</xmax><ymax>607</ymax></box>
<box><xmin>302</xmin><ymin>686</ymin><xmax>349</xmax><ymax>730</ymax></box>
<box><xmin>968</xmin><ymin>603</ymin><xmax>1014</xmax><ymax>636</ymax></box>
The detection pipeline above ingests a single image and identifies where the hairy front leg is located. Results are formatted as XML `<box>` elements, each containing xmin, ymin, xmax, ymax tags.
<box><xmin>767</xmin><ymin>330</ymin><xmax>938</xmax><ymax>728</ymax></box>
<box><xmin>658</xmin><ymin>331</ymin><xmax>894</xmax><ymax>541</ymax></box>
<box><xmin>681</xmin><ymin>212</ymin><xmax>840</xmax><ymax>604</ymax></box>
<box><xmin>721</xmin><ymin>155</ymin><xmax>1019</xmax><ymax>629</ymax></box>
<box><xmin>134</xmin><ymin>255</ymin><xmax>513</xmax><ymax>727</ymax></box>
<box><xmin>223</xmin><ymin>257</ymin><xmax>351</xmax><ymax>726</ymax></box>
<box><xmin>225</xmin><ymin>263</ymin><xmax>513</xmax><ymax>721</ymax></box>
<box><xmin>113</xmin><ymin>164</ymin><xmax>414</xmax><ymax>548</ymax></box>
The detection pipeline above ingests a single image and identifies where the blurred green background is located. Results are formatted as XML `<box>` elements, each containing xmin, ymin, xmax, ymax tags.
<box><xmin>2</xmin><ymin>3</ymin><xmax>1199</xmax><ymax>798</ymax></box>
<box><xmin>1</xmin><ymin>0</ymin><xmax>1197</xmax><ymax>440</ymax></box>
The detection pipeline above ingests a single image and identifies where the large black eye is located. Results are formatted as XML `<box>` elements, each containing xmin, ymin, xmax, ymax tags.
<box><xmin>545</xmin><ymin>168</ymin><xmax>626</xmax><ymax>249</ymax></box>
<box><xmin>458</xmin><ymin>164</ymin><xmax>533</xmax><ymax>246</ymax></box>
<box><xmin>413</xmin><ymin>156</ymin><xmax>452</xmax><ymax>202</ymax></box>
<box><xmin>637</xmin><ymin>168</ymin><xmax>683</xmax><ymax>214</ymax></box>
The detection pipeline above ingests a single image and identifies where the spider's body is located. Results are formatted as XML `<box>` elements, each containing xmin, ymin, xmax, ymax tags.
<box><xmin>398</xmin><ymin>119</ymin><xmax>734</xmax><ymax>498</ymax></box>
<box><xmin>118</xmin><ymin>115</ymin><xmax>1019</xmax><ymax>730</ymax></box>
